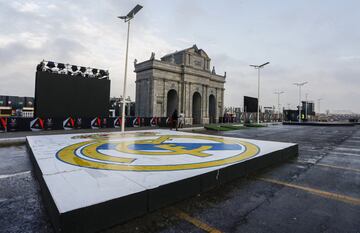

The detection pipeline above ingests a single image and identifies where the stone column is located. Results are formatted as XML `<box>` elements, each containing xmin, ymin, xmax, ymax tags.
<box><xmin>202</xmin><ymin>84</ymin><xmax>209</xmax><ymax>124</ymax></box>
<box><xmin>216</xmin><ymin>87</ymin><xmax>220</xmax><ymax>122</ymax></box>
<box><xmin>127</xmin><ymin>102</ymin><xmax>131</xmax><ymax>116</ymax></box>
<box><xmin>180</xmin><ymin>66</ymin><xmax>185</xmax><ymax>113</ymax></box>
<box><xmin>185</xmin><ymin>82</ymin><xmax>192</xmax><ymax>125</ymax></box>
<box><xmin>152</xmin><ymin>78</ymin><xmax>158</xmax><ymax>117</ymax></box>
<box><xmin>138</xmin><ymin>80</ymin><xmax>142</xmax><ymax>116</ymax></box>
<box><xmin>135</xmin><ymin>80</ymin><xmax>139</xmax><ymax>116</ymax></box>
<box><xmin>162</xmin><ymin>79</ymin><xmax>166</xmax><ymax>117</ymax></box>
<box><xmin>146</xmin><ymin>79</ymin><xmax>150</xmax><ymax>117</ymax></box>
<box><xmin>221</xmin><ymin>88</ymin><xmax>225</xmax><ymax>117</ymax></box>
<box><xmin>177</xmin><ymin>81</ymin><xmax>181</xmax><ymax>114</ymax></box>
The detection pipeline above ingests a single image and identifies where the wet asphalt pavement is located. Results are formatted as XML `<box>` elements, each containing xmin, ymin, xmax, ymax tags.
<box><xmin>0</xmin><ymin>125</ymin><xmax>359</xmax><ymax>233</ymax></box>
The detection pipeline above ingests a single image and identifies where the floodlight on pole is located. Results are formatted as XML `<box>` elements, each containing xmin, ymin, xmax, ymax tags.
<box><xmin>250</xmin><ymin>62</ymin><xmax>270</xmax><ymax>125</ymax></box>
<box><xmin>305</xmin><ymin>93</ymin><xmax>308</xmax><ymax>120</ymax></box>
<box><xmin>274</xmin><ymin>91</ymin><xmax>284</xmax><ymax>114</ymax></box>
<box><xmin>118</xmin><ymin>4</ymin><xmax>143</xmax><ymax>133</ymax></box>
<box><xmin>317</xmin><ymin>98</ymin><xmax>323</xmax><ymax>114</ymax></box>
<box><xmin>293</xmin><ymin>81</ymin><xmax>308</xmax><ymax>123</ymax></box>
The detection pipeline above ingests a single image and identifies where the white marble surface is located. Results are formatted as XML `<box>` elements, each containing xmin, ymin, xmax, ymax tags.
<box><xmin>27</xmin><ymin>129</ymin><xmax>296</xmax><ymax>213</ymax></box>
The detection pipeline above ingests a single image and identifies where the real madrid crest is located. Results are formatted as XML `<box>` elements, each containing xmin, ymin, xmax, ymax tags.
<box><xmin>56</xmin><ymin>132</ymin><xmax>259</xmax><ymax>171</ymax></box>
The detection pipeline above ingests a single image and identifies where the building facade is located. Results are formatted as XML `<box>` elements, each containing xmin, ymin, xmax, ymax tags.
<box><xmin>0</xmin><ymin>95</ymin><xmax>34</xmax><ymax>117</ymax></box>
<box><xmin>134</xmin><ymin>45</ymin><xmax>226</xmax><ymax>125</ymax></box>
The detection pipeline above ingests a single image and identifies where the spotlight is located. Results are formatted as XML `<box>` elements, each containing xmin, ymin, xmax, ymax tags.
<box><xmin>46</xmin><ymin>61</ymin><xmax>56</xmax><ymax>72</ymax></box>
<box><xmin>98</xmin><ymin>70</ymin><xmax>109</xmax><ymax>79</ymax></box>
<box><xmin>57</xmin><ymin>63</ymin><xmax>66</xmax><ymax>70</ymax></box>
<box><xmin>104</xmin><ymin>70</ymin><xmax>109</xmax><ymax>79</ymax></box>
<box><xmin>80</xmin><ymin>66</ymin><xmax>86</xmax><ymax>73</ymax></box>
<box><xmin>77</xmin><ymin>66</ymin><xmax>86</xmax><ymax>77</ymax></box>
<box><xmin>71</xmin><ymin>65</ymin><xmax>78</xmax><ymax>72</ymax></box>
<box><xmin>99</xmin><ymin>70</ymin><xmax>106</xmax><ymax>76</ymax></box>
<box><xmin>36</xmin><ymin>61</ymin><xmax>45</xmax><ymax>72</ymax></box>
<box><xmin>57</xmin><ymin>63</ymin><xmax>66</xmax><ymax>74</ymax></box>
<box><xmin>46</xmin><ymin>61</ymin><xmax>55</xmax><ymax>69</ymax></box>
<box><xmin>84</xmin><ymin>67</ymin><xmax>91</xmax><ymax>78</ymax></box>
<box><xmin>65</xmin><ymin>64</ymin><xmax>72</xmax><ymax>75</ymax></box>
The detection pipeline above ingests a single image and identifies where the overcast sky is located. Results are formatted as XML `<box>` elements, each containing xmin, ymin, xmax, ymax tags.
<box><xmin>0</xmin><ymin>0</ymin><xmax>359</xmax><ymax>113</ymax></box>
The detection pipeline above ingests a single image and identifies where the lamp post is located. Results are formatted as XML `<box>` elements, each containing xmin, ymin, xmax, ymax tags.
<box><xmin>293</xmin><ymin>81</ymin><xmax>308</xmax><ymax>123</ymax></box>
<box><xmin>274</xmin><ymin>91</ymin><xmax>284</xmax><ymax>114</ymax></box>
<box><xmin>118</xmin><ymin>4</ymin><xmax>143</xmax><ymax>133</ymax></box>
<box><xmin>305</xmin><ymin>93</ymin><xmax>308</xmax><ymax>120</ymax></box>
<box><xmin>250</xmin><ymin>62</ymin><xmax>270</xmax><ymax>125</ymax></box>
<box><xmin>317</xmin><ymin>98</ymin><xmax>322</xmax><ymax>114</ymax></box>
<box><xmin>274</xmin><ymin>91</ymin><xmax>284</xmax><ymax>121</ymax></box>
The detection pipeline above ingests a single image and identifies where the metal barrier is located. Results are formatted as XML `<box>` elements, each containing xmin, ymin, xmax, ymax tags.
<box><xmin>0</xmin><ymin>116</ymin><xmax>171</xmax><ymax>133</ymax></box>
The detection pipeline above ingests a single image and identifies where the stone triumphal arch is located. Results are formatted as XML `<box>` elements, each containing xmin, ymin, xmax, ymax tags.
<box><xmin>134</xmin><ymin>45</ymin><xmax>226</xmax><ymax>125</ymax></box>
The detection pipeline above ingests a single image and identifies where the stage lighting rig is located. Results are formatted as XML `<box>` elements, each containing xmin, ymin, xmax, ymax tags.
<box><xmin>37</xmin><ymin>60</ymin><xmax>109</xmax><ymax>80</ymax></box>
<box><xmin>57</xmin><ymin>63</ymin><xmax>66</xmax><ymax>74</ymax></box>
<box><xmin>36</xmin><ymin>60</ymin><xmax>45</xmax><ymax>72</ymax></box>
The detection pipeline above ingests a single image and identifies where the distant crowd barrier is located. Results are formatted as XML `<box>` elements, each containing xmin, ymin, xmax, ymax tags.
<box><xmin>0</xmin><ymin>115</ymin><xmax>281</xmax><ymax>132</ymax></box>
<box><xmin>219</xmin><ymin>116</ymin><xmax>236</xmax><ymax>123</ymax></box>
<box><xmin>0</xmin><ymin>116</ymin><xmax>170</xmax><ymax>132</ymax></box>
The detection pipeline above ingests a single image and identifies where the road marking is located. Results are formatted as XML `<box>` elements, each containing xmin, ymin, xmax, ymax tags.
<box><xmin>297</xmin><ymin>158</ymin><xmax>318</xmax><ymax>164</ymax></box>
<box><xmin>329</xmin><ymin>152</ymin><xmax>360</xmax><ymax>157</ymax></box>
<box><xmin>292</xmin><ymin>160</ymin><xmax>360</xmax><ymax>173</ymax></box>
<box><xmin>258</xmin><ymin>177</ymin><xmax>360</xmax><ymax>206</ymax></box>
<box><xmin>0</xmin><ymin>171</ymin><xmax>31</xmax><ymax>179</ymax></box>
<box><xmin>334</xmin><ymin>147</ymin><xmax>360</xmax><ymax>152</ymax></box>
<box><xmin>344</xmin><ymin>140</ymin><xmax>360</xmax><ymax>143</ymax></box>
<box><xmin>288</xmin><ymin>159</ymin><xmax>315</xmax><ymax>165</ymax></box>
<box><xmin>0</xmin><ymin>137</ymin><xmax>26</xmax><ymax>143</ymax></box>
<box><xmin>175</xmin><ymin>209</ymin><xmax>222</xmax><ymax>233</ymax></box>
<box><xmin>316</xmin><ymin>163</ymin><xmax>360</xmax><ymax>173</ymax></box>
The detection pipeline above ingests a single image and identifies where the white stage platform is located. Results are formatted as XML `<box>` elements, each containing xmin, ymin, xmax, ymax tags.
<box><xmin>27</xmin><ymin>130</ymin><xmax>298</xmax><ymax>233</ymax></box>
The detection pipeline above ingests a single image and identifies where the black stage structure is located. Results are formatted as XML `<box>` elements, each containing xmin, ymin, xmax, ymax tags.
<box><xmin>34</xmin><ymin>60</ymin><xmax>110</xmax><ymax>118</ymax></box>
<box><xmin>244</xmin><ymin>96</ymin><xmax>258</xmax><ymax>113</ymax></box>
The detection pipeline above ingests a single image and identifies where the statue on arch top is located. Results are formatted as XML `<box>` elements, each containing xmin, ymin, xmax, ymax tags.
<box><xmin>150</xmin><ymin>52</ymin><xmax>155</xmax><ymax>60</ymax></box>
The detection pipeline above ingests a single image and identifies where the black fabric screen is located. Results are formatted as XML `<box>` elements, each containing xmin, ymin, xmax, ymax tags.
<box><xmin>34</xmin><ymin>71</ymin><xmax>110</xmax><ymax>118</ymax></box>
<box><xmin>244</xmin><ymin>96</ymin><xmax>258</xmax><ymax>113</ymax></box>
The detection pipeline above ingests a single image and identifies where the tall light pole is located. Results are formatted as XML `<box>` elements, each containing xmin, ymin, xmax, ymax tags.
<box><xmin>293</xmin><ymin>81</ymin><xmax>308</xmax><ymax>123</ymax></box>
<box><xmin>250</xmin><ymin>62</ymin><xmax>270</xmax><ymax>124</ymax></box>
<box><xmin>274</xmin><ymin>91</ymin><xmax>284</xmax><ymax>114</ymax></box>
<box><xmin>317</xmin><ymin>98</ymin><xmax>322</xmax><ymax>114</ymax></box>
<box><xmin>305</xmin><ymin>93</ymin><xmax>308</xmax><ymax>120</ymax></box>
<box><xmin>118</xmin><ymin>4</ymin><xmax>143</xmax><ymax>133</ymax></box>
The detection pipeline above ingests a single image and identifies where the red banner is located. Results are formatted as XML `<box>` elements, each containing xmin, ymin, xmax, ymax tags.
<box><xmin>0</xmin><ymin>117</ymin><xmax>7</xmax><ymax>130</ymax></box>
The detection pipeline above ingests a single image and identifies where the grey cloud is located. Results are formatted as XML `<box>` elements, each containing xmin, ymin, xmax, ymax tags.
<box><xmin>0</xmin><ymin>42</ymin><xmax>38</xmax><ymax>64</ymax></box>
<box><xmin>0</xmin><ymin>0</ymin><xmax>360</xmax><ymax>113</ymax></box>
<box><xmin>44</xmin><ymin>37</ymin><xmax>86</xmax><ymax>60</ymax></box>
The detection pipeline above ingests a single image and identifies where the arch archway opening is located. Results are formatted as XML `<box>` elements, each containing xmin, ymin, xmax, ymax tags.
<box><xmin>192</xmin><ymin>92</ymin><xmax>202</xmax><ymax>124</ymax></box>
<box><xmin>166</xmin><ymin>89</ymin><xmax>178</xmax><ymax>117</ymax></box>
<box><xmin>209</xmin><ymin>94</ymin><xmax>216</xmax><ymax>123</ymax></box>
